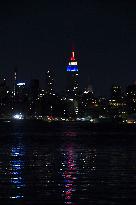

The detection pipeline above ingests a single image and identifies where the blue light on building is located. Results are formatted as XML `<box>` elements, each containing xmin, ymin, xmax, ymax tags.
<box><xmin>67</xmin><ymin>65</ymin><xmax>78</xmax><ymax>72</ymax></box>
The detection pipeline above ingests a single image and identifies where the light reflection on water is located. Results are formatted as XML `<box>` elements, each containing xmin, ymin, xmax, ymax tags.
<box><xmin>0</xmin><ymin>124</ymin><xmax>136</xmax><ymax>204</ymax></box>
<box><xmin>59</xmin><ymin>137</ymin><xmax>97</xmax><ymax>205</ymax></box>
<box><xmin>61</xmin><ymin>144</ymin><xmax>78</xmax><ymax>204</ymax></box>
<box><xmin>9</xmin><ymin>144</ymin><xmax>25</xmax><ymax>199</ymax></box>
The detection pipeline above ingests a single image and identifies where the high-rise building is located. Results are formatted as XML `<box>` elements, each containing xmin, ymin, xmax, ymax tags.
<box><xmin>15</xmin><ymin>82</ymin><xmax>28</xmax><ymax>113</ymax></box>
<box><xmin>30</xmin><ymin>79</ymin><xmax>40</xmax><ymax>100</ymax></box>
<box><xmin>13</xmin><ymin>67</ymin><xmax>18</xmax><ymax>97</ymax></box>
<box><xmin>29</xmin><ymin>79</ymin><xmax>40</xmax><ymax>116</ymax></box>
<box><xmin>126</xmin><ymin>83</ymin><xmax>136</xmax><ymax>113</ymax></box>
<box><xmin>66</xmin><ymin>50</ymin><xmax>79</xmax><ymax>98</ymax></box>
<box><xmin>109</xmin><ymin>85</ymin><xmax>126</xmax><ymax>120</ymax></box>
<box><xmin>111</xmin><ymin>85</ymin><xmax>122</xmax><ymax>99</ymax></box>
<box><xmin>16</xmin><ymin>82</ymin><xmax>28</xmax><ymax>101</ymax></box>
<box><xmin>45</xmin><ymin>68</ymin><xmax>55</xmax><ymax>95</ymax></box>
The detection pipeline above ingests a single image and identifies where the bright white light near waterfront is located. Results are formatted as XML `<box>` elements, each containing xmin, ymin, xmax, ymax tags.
<box><xmin>13</xmin><ymin>113</ymin><xmax>24</xmax><ymax>120</ymax></box>
<box><xmin>17</xmin><ymin>83</ymin><xmax>25</xmax><ymax>86</ymax></box>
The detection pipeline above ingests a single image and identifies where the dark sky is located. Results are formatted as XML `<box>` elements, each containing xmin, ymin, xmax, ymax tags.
<box><xmin>0</xmin><ymin>0</ymin><xmax>134</xmax><ymax>96</ymax></box>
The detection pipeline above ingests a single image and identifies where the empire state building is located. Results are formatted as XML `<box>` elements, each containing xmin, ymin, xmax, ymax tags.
<box><xmin>66</xmin><ymin>50</ymin><xmax>79</xmax><ymax>98</ymax></box>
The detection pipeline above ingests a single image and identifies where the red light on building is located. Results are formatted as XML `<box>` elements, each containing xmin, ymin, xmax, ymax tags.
<box><xmin>70</xmin><ymin>51</ymin><xmax>75</xmax><ymax>61</ymax></box>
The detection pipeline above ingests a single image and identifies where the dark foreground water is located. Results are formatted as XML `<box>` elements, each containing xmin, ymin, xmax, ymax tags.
<box><xmin>0</xmin><ymin>120</ymin><xmax>136</xmax><ymax>205</ymax></box>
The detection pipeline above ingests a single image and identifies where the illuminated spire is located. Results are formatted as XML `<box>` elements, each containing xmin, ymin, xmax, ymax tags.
<box><xmin>67</xmin><ymin>49</ymin><xmax>78</xmax><ymax>72</ymax></box>
<box><xmin>70</xmin><ymin>51</ymin><xmax>75</xmax><ymax>61</ymax></box>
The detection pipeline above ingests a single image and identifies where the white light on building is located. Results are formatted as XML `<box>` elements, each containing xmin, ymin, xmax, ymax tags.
<box><xmin>17</xmin><ymin>83</ymin><xmax>25</xmax><ymax>86</ymax></box>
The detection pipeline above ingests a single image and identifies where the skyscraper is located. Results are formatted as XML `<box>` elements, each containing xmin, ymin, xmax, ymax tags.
<box><xmin>45</xmin><ymin>68</ymin><xmax>55</xmax><ymax>95</ymax></box>
<box><xmin>126</xmin><ymin>83</ymin><xmax>136</xmax><ymax>113</ymax></box>
<box><xmin>111</xmin><ymin>85</ymin><xmax>122</xmax><ymax>99</ymax></box>
<box><xmin>15</xmin><ymin>82</ymin><xmax>28</xmax><ymax>113</ymax></box>
<box><xmin>13</xmin><ymin>67</ymin><xmax>18</xmax><ymax>97</ymax></box>
<box><xmin>30</xmin><ymin>79</ymin><xmax>40</xmax><ymax>100</ymax></box>
<box><xmin>66</xmin><ymin>50</ymin><xmax>79</xmax><ymax>98</ymax></box>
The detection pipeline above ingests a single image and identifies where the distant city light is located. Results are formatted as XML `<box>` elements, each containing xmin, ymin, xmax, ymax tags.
<box><xmin>13</xmin><ymin>113</ymin><xmax>24</xmax><ymax>120</ymax></box>
<box><xmin>69</xmin><ymin>99</ymin><xmax>73</xmax><ymax>101</ymax></box>
<box><xmin>17</xmin><ymin>83</ymin><xmax>25</xmax><ymax>86</ymax></box>
<box><xmin>84</xmin><ymin>90</ymin><xmax>89</xmax><ymax>94</ymax></box>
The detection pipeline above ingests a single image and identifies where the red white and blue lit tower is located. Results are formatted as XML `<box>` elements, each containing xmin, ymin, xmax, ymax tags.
<box><xmin>66</xmin><ymin>50</ymin><xmax>79</xmax><ymax>97</ymax></box>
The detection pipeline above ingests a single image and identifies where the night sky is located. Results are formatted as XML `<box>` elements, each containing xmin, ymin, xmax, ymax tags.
<box><xmin>0</xmin><ymin>0</ymin><xmax>134</xmax><ymax>96</ymax></box>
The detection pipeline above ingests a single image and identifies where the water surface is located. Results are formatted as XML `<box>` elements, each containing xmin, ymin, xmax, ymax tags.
<box><xmin>0</xmin><ymin>120</ymin><xmax>136</xmax><ymax>204</ymax></box>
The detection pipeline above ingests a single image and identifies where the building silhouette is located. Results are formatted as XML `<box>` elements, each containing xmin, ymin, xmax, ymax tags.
<box><xmin>111</xmin><ymin>85</ymin><xmax>122</xmax><ymax>99</ymax></box>
<box><xmin>13</xmin><ymin>67</ymin><xmax>18</xmax><ymax>97</ymax></box>
<box><xmin>15</xmin><ymin>82</ymin><xmax>28</xmax><ymax>114</ymax></box>
<box><xmin>45</xmin><ymin>68</ymin><xmax>55</xmax><ymax>95</ymax></box>
<box><xmin>126</xmin><ymin>83</ymin><xmax>136</xmax><ymax>113</ymax></box>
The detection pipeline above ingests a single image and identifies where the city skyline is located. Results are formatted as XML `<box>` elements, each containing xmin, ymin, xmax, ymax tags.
<box><xmin>0</xmin><ymin>48</ymin><xmax>135</xmax><ymax>97</ymax></box>
<box><xmin>0</xmin><ymin>2</ymin><xmax>136</xmax><ymax>205</ymax></box>
<box><xmin>0</xmin><ymin>0</ymin><xmax>134</xmax><ymax>96</ymax></box>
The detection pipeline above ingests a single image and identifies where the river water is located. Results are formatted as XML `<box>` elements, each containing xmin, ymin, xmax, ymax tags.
<box><xmin>0</xmin><ymin>120</ymin><xmax>136</xmax><ymax>204</ymax></box>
